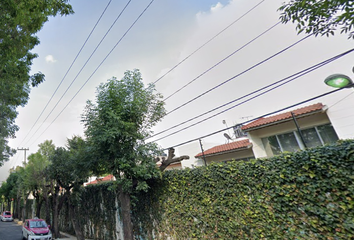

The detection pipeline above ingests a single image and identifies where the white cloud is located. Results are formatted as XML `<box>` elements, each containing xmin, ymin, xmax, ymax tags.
<box><xmin>196</xmin><ymin>2</ymin><xmax>224</xmax><ymax>18</ymax></box>
<box><xmin>45</xmin><ymin>54</ymin><xmax>57</xmax><ymax>63</ymax></box>
<box><xmin>211</xmin><ymin>2</ymin><xmax>224</xmax><ymax>12</ymax></box>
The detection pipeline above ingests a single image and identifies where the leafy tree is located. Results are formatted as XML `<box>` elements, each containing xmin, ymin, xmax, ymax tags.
<box><xmin>3</xmin><ymin>166</ymin><xmax>28</xmax><ymax>220</ymax></box>
<box><xmin>279</xmin><ymin>0</ymin><xmax>354</xmax><ymax>38</ymax></box>
<box><xmin>25</xmin><ymin>152</ymin><xmax>48</xmax><ymax>217</ymax></box>
<box><xmin>0</xmin><ymin>0</ymin><xmax>73</xmax><ymax>165</ymax></box>
<box><xmin>47</xmin><ymin>136</ymin><xmax>89</xmax><ymax>240</ymax></box>
<box><xmin>25</xmin><ymin>140</ymin><xmax>54</xmax><ymax>219</ymax></box>
<box><xmin>82</xmin><ymin>69</ymin><xmax>166</xmax><ymax>240</ymax></box>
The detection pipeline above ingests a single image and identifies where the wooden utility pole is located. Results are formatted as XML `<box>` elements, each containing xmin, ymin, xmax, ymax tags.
<box><xmin>17</xmin><ymin>147</ymin><xmax>29</xmax><ymax>164</ymax></box>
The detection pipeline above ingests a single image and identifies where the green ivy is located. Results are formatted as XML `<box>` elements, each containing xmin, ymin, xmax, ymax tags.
<box><xmin>134</xmin><ymin>140</ymin><xmax>354</xmax><ymax>239</ymax></box>
<box><xmin>56</xmin><ymin>140</ymin><xmax>354</xmax><ymax>239</ymax></box>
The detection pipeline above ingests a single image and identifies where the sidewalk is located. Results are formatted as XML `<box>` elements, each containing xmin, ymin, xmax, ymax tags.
<box><xmin>59</xmin><ymin>232</ymin><xmax>77</xmax><ymax>240</ymax></box>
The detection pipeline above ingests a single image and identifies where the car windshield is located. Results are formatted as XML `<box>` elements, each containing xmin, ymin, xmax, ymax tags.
<box><xmin>29</xmin><ymin>221</ymin><xmax>47</xmax><ymax>228</ymax></box>
<box><xmin>4</xmin><ymin>212</ymin><xmax>11</xmax><ymax>215</ymax></box>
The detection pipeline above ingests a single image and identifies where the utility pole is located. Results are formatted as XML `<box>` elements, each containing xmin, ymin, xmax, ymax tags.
<box><xmin>17</xmin><ymin>147</ymin><xmax>29</xmax><ymax>165</ymax></box>
<box><xmin>198</xmin><ymin>139</ymin><xmax>207</xmax><ymax>166</ymax></box>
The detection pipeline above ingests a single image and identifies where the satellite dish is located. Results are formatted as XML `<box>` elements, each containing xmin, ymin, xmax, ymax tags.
<box><xmin>224</xmin><ymin>133</ymin><xmax>232</xmax><ymax>140</ymax></box>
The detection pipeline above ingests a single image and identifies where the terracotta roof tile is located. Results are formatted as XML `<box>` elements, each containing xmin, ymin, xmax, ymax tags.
<box><xmin>241</xmin><ymin>103</ymin><xmax>324</xmax><ymax>131</ymax></box>
<box><xmin>86</xmin><ymin>174</ymin><xmax>114</xmax><ymax>185</ymax></box>
<box><xmin>195</xmin><ymin>139</ymin><xmax>251</xmax><ymax>158</ymax></box>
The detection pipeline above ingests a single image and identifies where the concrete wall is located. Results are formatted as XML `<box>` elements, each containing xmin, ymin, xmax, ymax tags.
<box><xmin>204</xmin><ymin>148</ymin><xmax>254</xmax><ymax>165</ymax></box>
<box><xmin>326</xmin><ymin>93</ymin><xmax>354</xmax><ymax>140</ymax></box>
<box><xmin>177</xmin><ymin>141</ymin><xmax>219</xmax><ymax>168</ymax></box>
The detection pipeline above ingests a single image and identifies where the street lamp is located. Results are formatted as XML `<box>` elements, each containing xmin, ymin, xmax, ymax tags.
<box><xmin>324</xmin><ymin>73</ymin><xmax>354</xmax><ymax>88</ymax></box>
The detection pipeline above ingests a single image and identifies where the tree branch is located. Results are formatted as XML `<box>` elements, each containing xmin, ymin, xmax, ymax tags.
<box><xmin>159</xmin><ymin>148</ymin><xmax>189</xmax><ymax>172</ymax></box>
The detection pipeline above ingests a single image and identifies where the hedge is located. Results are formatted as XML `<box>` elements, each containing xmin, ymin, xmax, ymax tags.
<box><xmin>48</xmin><ymin>140</ymin><xmax>354</xmax><ymax>239</ymax></box>
<box><xmin>134</xmin><ymin>140</ymin><xmax>354</xmax><ymax>239</ymax></box>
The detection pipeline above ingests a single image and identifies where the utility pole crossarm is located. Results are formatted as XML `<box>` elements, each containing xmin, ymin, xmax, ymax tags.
<box><xmin>17</xmin><ymin>147</ymin><xmax>29</xmax><ymax>165</ymax></box>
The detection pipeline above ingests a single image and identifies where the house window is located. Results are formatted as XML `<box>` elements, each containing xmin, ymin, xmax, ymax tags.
<box><xmin>262</xmin><ymin>124</ymin><xmax>338</xmax><ymax>156</ymax></box>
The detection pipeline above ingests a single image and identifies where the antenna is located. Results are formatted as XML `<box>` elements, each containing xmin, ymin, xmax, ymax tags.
<box><xmin>222</xmin><ymin>120</ymin><xmax>233</xmax><ymax>138</ymax></box>
<box><xmin>224</xmin><ymin>133</ymin><xmax>232</xmax><ymax>142</ymax></box>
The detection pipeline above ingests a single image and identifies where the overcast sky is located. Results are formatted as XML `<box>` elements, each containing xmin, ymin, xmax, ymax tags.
<box><xmin>1</xmin><ymin>0</ymin><xmax>354</xmax><ymax>183</ymax></box>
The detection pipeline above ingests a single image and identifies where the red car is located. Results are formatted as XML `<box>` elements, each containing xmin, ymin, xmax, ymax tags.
<box><xmin>22</xmin><ymin>218</ymin><xmax>52</xmax><ymax>240</ymax></box>
<box><xmin>0</xmin><ymin>211</ymin><xmax>13</xmax><ymax>222</ymax></box>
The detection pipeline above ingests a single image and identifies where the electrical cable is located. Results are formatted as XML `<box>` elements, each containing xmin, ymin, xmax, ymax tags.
<box><xmin>164</xmin><ymin>87</ymin><xmax>346</xmax><ymax>150</ymax></box>
<box><xmin>328</xmin><ymin>92</ymin><xmax>354</xmax><ymax>109</ymax></box>
<box><xmin>152</xmin><ymin>0</ymin><xmax>266</xmax><ymax>85</ymax></box>
<box><xmin>163</xmin><ymin>21</ymin><xmax>281</xmax><ymax>101</ymax></box>
<box><xmin>166</xmin><ymin>34</ymin><xmax>313</xmax><ymax>116</ymax></box>
<box><xmin>27</xmin><ymin>0</ymin><xmax>155</xmax><ymax>147</ymax></box>
<box><xmin>18</xmin><ymin>0</ymin><xmax>113</xmax><ymax>146</ymax></box>
<box><xmin>148</xmin><ymin>48</ymin><xmax>354</xmax><ymax>139</ymax></box>
<box><xmin>151</xmin><ymin>48</ymin><xmax>354</xmax><ymax>142</ymax></box>
<box><xmin>23</xmin><ymin>0</ymin><xmax>135</xmax><ymax>146</ymax></box>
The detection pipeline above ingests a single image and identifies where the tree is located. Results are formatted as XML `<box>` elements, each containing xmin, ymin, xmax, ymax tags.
<box><xmin>279</xmin><ymin>0</ymin><xmax>354</xmax><ymax>38</ymax></box>
<box><xmin>47</xmin><ymin>136</ymin><xmax>89</xmax><ymax>240</ymax></box>
<box><xmin>0</xmin><ymin>0</ymin><xmax>73</xmax><ymax>166</ymax></box>
<box><xmin>82</xmin><ymin>69</ymin><xmax>166</xmax><ymax>240</ymax></box>
<box><xmin>25</xmin><ymin>140</ymin><xmax>55</xmax><ymax>220</ymax></box>
<box><xmin>47</xmin><ymin>147</ymin><xmax>69</xmax><ymax>239</ymax></box>
<box><xmin>25</xmin><ymin>152</ymin><xmax>48</xmax><ymax>217</ymax></box>
<box><xmin>3</xmin><ymin>166</ymin><xmax>28</xmax><ymax>220</ymax></box>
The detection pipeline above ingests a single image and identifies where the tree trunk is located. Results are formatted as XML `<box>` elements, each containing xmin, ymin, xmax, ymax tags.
<box><xmin>16</xmin><ymin>197</ymin><xmax>21</xmax><ymax>220</ymax></box>
<box><xmin>22</xmin><ymin>199</ymin><xmax>27</xmax><ymax>222</ymax></box>
<box><xmin>119</xmin><ymin>190</ymin><xmax>134</xmax><ymax>240</ymax></box>
<box><xmin>68</xmin><ymin>198</ymin><xmax>85</xmax><ymax>240</ymax></box>
<box><xmin>44</xmin><ymin>193</ymin><xmax>51</xmax><ymax>226</ymax></box>
<box><xmin>36</xmin><ymin>198</ymin><xmax>43</xmax><ymax>218</ymax></box>
<box><xmin>52</xmin><ymin>186</ymin><xmax>60</xmax><ymax>239</ymax></box>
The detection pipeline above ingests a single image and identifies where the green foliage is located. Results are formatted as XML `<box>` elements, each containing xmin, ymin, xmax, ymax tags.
<box><xmin>47</xmin><ymin>136</ymin><xmax>89</xmax><ymax>191</ymax></box>
<box><xmin>0</xmin><ymin>0</ymin><xmax>73</xmax><ymax>165</ymax></box>
<box><xmin>58</xmin><ymin>182</ymin><xmax>118</xmax><ymax>240</ymax></box>
<box><xmin>8</xmin><ymin>139</ymin><xmax>353</xmax><ymax>239</ymax></box>
<box><xmin>82</xmin><ymin>69</ymin><xmax>166</xmax><ymax>192</ymax></box>
<box><xmin>134</xmin><ymin>140</ymin><xmax>354</xmax><ymax>239</ymax></box>
<box><xmin>279</xmin><ymin>0</ymin><xmax>354</xmax><ymax>38</ymax></box>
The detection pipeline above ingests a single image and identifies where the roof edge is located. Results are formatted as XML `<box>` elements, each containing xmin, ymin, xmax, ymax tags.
<box><xmin>243</xmin><ymin>107</ymin><xmax>325</xmax><ymax>132</ymax></box>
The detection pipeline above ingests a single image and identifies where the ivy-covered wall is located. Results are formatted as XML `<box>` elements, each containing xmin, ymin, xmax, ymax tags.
<box><xmin>59</xmin><ymin>183</ymin><xmax>119</xmax><ymax>239</ymax></box>
<box><xmin>59</xmin><ymin>140</ymin><xmax>354</xmax><ymax>239</ymax></box>
<box><xmin>135</xmin><ymin>140</ymin><xmax>354</xmax><ymax>239</ymax></box>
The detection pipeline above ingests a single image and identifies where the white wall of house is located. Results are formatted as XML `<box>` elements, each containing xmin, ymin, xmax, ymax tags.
<box><xmin>203</xmin><ymin>148</ymin><xmax>254</xmax><ymax>165</ymax></box>
<box><xmin>247</xmin><ymin>112</ymin><xmax>332</xmax><ymax>158</ymax></box>
<box><xmin>325</xmin><ymin>93</ymin><xmax>354</xmax><ymax>140</ymax></box>
<box><xmin>176</xmin><ymin>141</ymin><xmax>219</xmax><ymax>168</ymax></box>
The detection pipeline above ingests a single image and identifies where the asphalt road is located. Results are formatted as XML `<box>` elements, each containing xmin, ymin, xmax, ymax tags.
<box><xmin>0</xmin><ymin>220</ymin><xmax>23</xmax><ymax>240</ymax></box>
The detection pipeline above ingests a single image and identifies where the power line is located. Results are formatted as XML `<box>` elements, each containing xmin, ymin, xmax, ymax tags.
<box><xmin>163</xmin><ymin>87</ymin><xmax>346</xmax><ymax>150</ymax></box>
<box><xmin>151</xmin><ymin>60</ymin><xmax>333</xmax><ymax>142</ymax></box>
<box><xmin>152</xmin><ymin>0</ymin><xmax>266</xmax><ymax>85</ymax></box>
<box><xmin>165</xmin><ymin>34</ymin><xmax>312</xmax><ymax>116</ymax></box>
<box><xmin>163</xmin><ymin>21</ymin><xmax>281</xmax><ymax>101</ymax></box>
<box><xmin>18</xmin><ymin>0</ymin><xmax>113</xmax><ymax>146</ymax></box>
<box><xmin>328</xmin><ymin>91</ymin><xmax>354</xmax><ymax>109</ymax></box>
<box><xmin>28</xmin><ymin>0</ymin><xmax>156</xmax><ymax>147</ymax></box>
<box><xmin>148</xmin><ymin>48</ymin><xmax>354</xmax><ymax>140</ymax></box>
<box><xmin>23</xmin><ymin>0</ymin><xmax>134</xmax><ymax>146</ymax></box>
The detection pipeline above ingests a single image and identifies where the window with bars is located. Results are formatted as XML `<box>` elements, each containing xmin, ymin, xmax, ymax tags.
<box><xmin>262</xmin><ymin>124</ymin><xmax>338</xmax><ymax>156</ymax></box>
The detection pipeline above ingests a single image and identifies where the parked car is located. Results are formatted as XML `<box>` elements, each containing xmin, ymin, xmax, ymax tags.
<box><xmin>0</xmin><ymin>211</ymin><xmax>13</xmax><ymax>222</ymax></box>
<box><xmin>22</xmin><ymin>218</ymin><xmax>52</xmax><ymax>240</ymax></box>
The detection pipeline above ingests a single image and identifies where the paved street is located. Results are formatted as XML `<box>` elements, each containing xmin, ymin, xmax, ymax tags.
<box><xmin>0</xmin><ymin>220</ymin><xmax>23</xmax><ymax>240</ymax></box>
